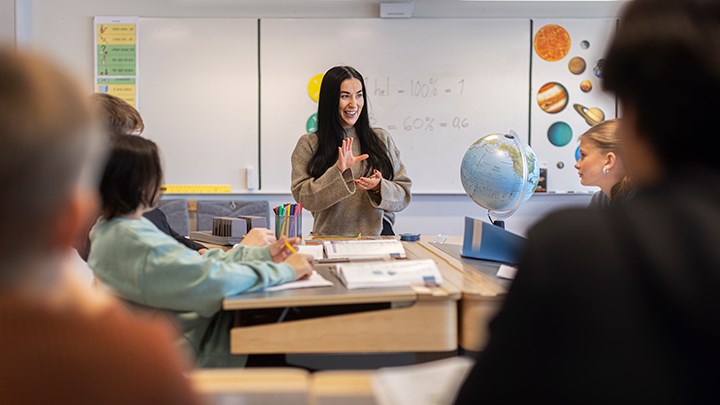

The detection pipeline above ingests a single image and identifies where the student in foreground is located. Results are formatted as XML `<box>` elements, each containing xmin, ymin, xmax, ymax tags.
<box><xmin>456</xmin><ymin>0</ymin><xmax>720</xmax><ymax>402</ymax></box>
<box><xmin>0</xmin><ymin>48</ymin><xmax>200</xmax><ymax>404</ymax></box>
<box><xmin>89</xmin><ymin>134</ymin><xmax>313</xmax><ymax>367</ymax></box>
<box><xmin>291</xmin><ymin>65</ymin><xmax>412</xmax><ymax>236</ymax></box>
<box><xmin>574</xmin><ymin>118</ymin><xmax>633</xmax><ymax>207</ymax></box>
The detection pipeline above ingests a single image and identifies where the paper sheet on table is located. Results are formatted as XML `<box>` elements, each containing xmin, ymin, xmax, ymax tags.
<box><xmin>372</xmin><ymin>356</ymin><xmax>475</xmax><ymax>405</ymax></box>
<box><xmin>297</xmin><ymin>244</ymin><xmax>324</xmax><ymax>260</ymax></box>
<box><xmin>264</xmin><ymin>271</ymin><xmax>333</xmax><ymax>291</ymax></box>
<box><xmin>496</xmin><ymin>264</ymin><xmax>518</xmax><ymax>280</ymax></box>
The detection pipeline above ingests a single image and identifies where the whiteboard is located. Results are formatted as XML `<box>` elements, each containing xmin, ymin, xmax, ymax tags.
<box><xmin>530</xmin><ymin>18</ymin><xmax>617</xmax><ymax>193</ymax></box>
<box><xmin>260</xmin><ymin>19</ymin><xmax>530</xmax><ymax>194</ymax></box>
<box><xmin>138</xmin><ymin>18</ymin><xmax>259</xmax><ymax>192</ymax></box>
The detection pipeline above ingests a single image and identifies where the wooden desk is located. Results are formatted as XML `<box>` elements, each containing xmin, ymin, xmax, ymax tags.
<box><xmin>415</xmin><ymin>236</ymin><xmax>508</xmax><ymax>352</ymax></box>
<box><xmin>190</xmin><ymin>368</ymin><xmax>309</xmax><ymax>405</ymax></box>
<box><xmin>223</xmin><ymin>240</ymin><xmax>461</xmax><ymax>355</ymax></box>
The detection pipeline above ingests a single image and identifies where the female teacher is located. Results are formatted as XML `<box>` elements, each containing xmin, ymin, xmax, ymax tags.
<box><xmin>291</xmin><ymin>66</ymin><xmax>412</xmax><ymax>236</ymax></box>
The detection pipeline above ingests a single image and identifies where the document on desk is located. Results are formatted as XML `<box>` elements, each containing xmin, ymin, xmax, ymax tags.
<box><xmin>296</xmin><ymin>244</ymin><xmax>324</xmax><ymax>260</ymax></box>
<box><xmin>372</xmin><ymin>356</ymin><xmax>475</xmax><ymax>405</ymax></box>
<box><xmin>334</xmin><ymin>259</ymin><xmax>442</xmax><ymax>290</ymax></box>
<box><xmin>322</xmin><ymin>239</ymin><xmax>406</xmax><ymax>260</ymax></box>
<box><xmin>264</xmin><ymin>271</ymin><xmax>333</xmax><ymax>292</ymax></box>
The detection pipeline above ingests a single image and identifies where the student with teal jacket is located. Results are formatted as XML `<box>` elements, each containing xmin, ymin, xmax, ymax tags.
<box><xmin>89</xmin><ymin>134</ymin><xmax>313</xmax><ymax>367</ymax></box>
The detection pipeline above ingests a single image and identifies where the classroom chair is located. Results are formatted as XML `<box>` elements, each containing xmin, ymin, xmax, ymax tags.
<box><xmin>195</xmin><ymin>200</ymin><xmax>271</xmax><ymax>232</ymax></box>
<box><xmin>157</xmin><ymin>198</ymin><xmax>191</xmax><ymax>236</ymax></box>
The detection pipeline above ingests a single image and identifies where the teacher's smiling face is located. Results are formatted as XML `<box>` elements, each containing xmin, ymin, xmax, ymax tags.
<box><xmin>338</xmin><ymin>78</ymin><xmax>364</xmax><ymax>129</ymax></box>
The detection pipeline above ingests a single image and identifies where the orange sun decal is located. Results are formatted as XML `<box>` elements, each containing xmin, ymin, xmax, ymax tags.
<box><xmin>534</xmin><ymin>24</ymin><xmax>571</xmax><ymax>62</ymax></box>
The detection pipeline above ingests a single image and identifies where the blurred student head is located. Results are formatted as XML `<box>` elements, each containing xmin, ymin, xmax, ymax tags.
<box><xmin>100</xmin><ymin>134</ymin><xmax>163</xmax><ymax>219</ymax></box>
<box><xmin>604</xmin><ymin>0</ymin><xmax>720</xmax><ymax>184</ymax></box>
<box><xmin>0</xmin><ymin>47</ymin><xmax>104</xmax><ymax>278</ymax></box>
<box><xmin>91</xmin><ymin>92</ymin><xmax>144</xmax><ymax>136</ymax></box>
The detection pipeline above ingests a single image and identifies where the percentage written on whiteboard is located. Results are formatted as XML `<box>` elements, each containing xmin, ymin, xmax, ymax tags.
<box><xmin>410</xmin><ymin>78</ymin><xmax>438</xmax><ymax>98</ymax></box>
<box><xmin>401</xmin><ymin>116</ymin><xmax>470</xmax><ymax>132</ymax></box>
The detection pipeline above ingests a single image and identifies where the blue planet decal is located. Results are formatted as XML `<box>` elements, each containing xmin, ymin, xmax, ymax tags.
<box><xmin>547</xmin><ymin>121</ymin><xmax>573</xmax><ymax>147</ymax></box>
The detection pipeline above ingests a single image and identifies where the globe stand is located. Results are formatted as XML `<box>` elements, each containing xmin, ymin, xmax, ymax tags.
<box><xmin>491</xmin><ymin>220</ymin><xmax>505</xmax><ymax>229</ymax></box>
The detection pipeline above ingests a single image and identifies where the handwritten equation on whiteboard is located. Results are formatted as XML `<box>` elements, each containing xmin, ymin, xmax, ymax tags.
<box><xmin>364</xmin><ymin>76</ymin><xmax>470</xmax><ymax>133</ymax></box>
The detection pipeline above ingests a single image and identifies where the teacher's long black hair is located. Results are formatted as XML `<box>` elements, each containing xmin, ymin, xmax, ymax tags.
<box><xmin>306</xmin><ymin>66</ymin><xmax>395</xmax><ymax>181</ymax></box>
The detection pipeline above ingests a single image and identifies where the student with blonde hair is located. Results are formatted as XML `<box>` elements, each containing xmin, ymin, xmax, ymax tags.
<box><xmin>574</xmin><ymin>118</ymin><xmax>634</xmax><ymax>207</ymax></box>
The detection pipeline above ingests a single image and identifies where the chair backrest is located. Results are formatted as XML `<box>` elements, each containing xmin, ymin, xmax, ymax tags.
<box><xmin>196</xmin><ymin>200</ymin><xmax>270</xmax><ymax>232</ymax></box>
<box><xmin>157</xmin><ymin>199</ymin><xmax>191</xmax><ymax>236</ymax></box>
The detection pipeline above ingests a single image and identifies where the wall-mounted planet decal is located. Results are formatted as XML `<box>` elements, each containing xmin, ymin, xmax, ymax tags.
<box><xmin>593</xmin><ymin>59</ymin><xmax>606</xmax><ymax>78</ymax></box>
<box><xmin>557</xmin><ymin>161</ymin><xmax>565</xmax><ymax>169</ymax></box>
<box><xmin>568</xmin><ymin>56</ymin><xmax>586</xmax><ymax>75</ymax></box>
<box><xmin>537</xmin><ymin>82</ymin><xmax>569</xmax><ymax>114</ymax></box>
<box><xmin>581</xmin><ymin>40</ymin><xmax>590</xmax><ymax>50</ymax></box>
<box><xmin>573</xmin><ymin>103</ymin><xmax>605</xmax><ymax>126</ymax></box>
<box><xmin>307</xmin><ymin>73</ymin><xmax>324</xmax><ymax>102</ymax></box>
<box><xmin>534</xmin><ymin>24</ymin><xmax>571</xmax><ymax>62</ymax></box>
<box><xmin>575</xmin><ymin>145</ymin><xmax>581</xmax><ymax>161</ymax></box>
<box><xmin>306</xmin><ymin>113</ymin><xmax>318</xmax><ymax>133</ymax></box>
<box><xmin>547</xmin><ymin>121</ymin><xmax>573</xmax><ymax>147</ymax></box>
<box><xmin>580</xmin><ymin>80</ymin><xmax>593</xmax><ymax>93</ymax></box>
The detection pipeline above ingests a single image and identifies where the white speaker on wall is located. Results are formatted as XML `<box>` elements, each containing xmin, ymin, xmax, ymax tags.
<box><xmin>380</xmin><ymin>2</ymin><xmax>415</xmax><ymax>18</ymax></box>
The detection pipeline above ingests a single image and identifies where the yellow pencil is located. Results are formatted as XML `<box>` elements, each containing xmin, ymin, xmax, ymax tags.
<box><xmin>284</xmin><ymin>240</ymin><xmax>297</xmax><ymax>254</ymax></box>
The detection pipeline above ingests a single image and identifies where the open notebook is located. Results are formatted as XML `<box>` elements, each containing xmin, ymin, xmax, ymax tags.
<box><xmin>322</xmin><ymin>239</ymin><xmax>406</xmax><ymax>261</ymax></box>
<box><xmin>334</xmin><ymin>259</ymin><xmax>442</xmax><ymax>290</ymax></box>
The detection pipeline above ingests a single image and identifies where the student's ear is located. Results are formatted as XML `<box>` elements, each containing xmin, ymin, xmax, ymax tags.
<box><xmin>50</xmin><ymin>187</ymin><xmax>99</xmax><ymax>251</ymax></box>
<box><xmin>604</xmin><ymin>152</ymin><xmax>617</xmax><ymax>171</ymax></box>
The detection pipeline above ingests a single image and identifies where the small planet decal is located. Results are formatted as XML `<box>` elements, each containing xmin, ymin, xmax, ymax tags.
<box><xmin>568</xmin><ymin>56</ymin><xmax>586</xmax><ymax>75</ymax></box>
<box><xmin>306</xmin><ymin>113</ymin><xmax>318</xmax><ymax>133</ymax></box>
<box><xmin>573</xmin><ymin>103</ymin><xmax>605</xmax><ymax>126</ymax></box>
<box><xmin>307</xmin><ymin>73</ymin><xmax>324</xmax><ymax>102</ymax></box>
<box><xmin>581</xmin><ymin>40</ymin><xmax>590</xmax><ymax>50</ymax></box>
<box><xmin>580</xmin><ymin>80</ymin><xmax>593</xmax><ymax>93</ymax></box>
<box><xmin>534</xmin><ymin>24</ymin><xmax>571</xmax><ymax>62</ymax></box>
<box><xmin>575</xmin><ymin>145</ymin><xmax>581</xmax><ymax>161</ymax></box>
<box><xmin>537</xmin><ymin>82</ymin><xmax>569</xmax><ymax>114</ymax></box>
<box><xmin>547</xmin><ymin>122</ymin><xmax>573</xmax><ymax>147</ymax></box>
<box><xmin>557</xmin><ymin>161</ymin><xmax>565</xmax><ymax>169</ymax></box>
<box><xmin>593</xmin><ymin>59</ymin><xmax>606</xmax><ymax>78</ymax></box>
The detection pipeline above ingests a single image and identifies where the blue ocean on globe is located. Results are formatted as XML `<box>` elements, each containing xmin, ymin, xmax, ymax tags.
<box><xmin>460</xmin><ymin>133</ymin><xmax>540</xmax><ymax>213</ymax></box>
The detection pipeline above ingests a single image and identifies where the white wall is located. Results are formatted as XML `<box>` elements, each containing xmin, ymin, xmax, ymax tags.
<box><xmin>0</xmin><ymin>0</ymin><xmax>14</xmax><ymax>44</ymax></box>
<box><xmin>20</xmin><ymin>0</ymin><xmax>617</xmax><ymax>236</ymax></box>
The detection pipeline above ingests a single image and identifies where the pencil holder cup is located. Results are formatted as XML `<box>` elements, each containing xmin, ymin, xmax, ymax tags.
<box><xmin>275</xmin><ymin>214</ymin><xmax>302</xmax><ymax>240</ymax></box>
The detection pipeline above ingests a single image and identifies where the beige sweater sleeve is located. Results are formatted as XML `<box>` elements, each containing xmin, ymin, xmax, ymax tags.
<box><xmin>291</xmin><ymin>134</ymin><xmax>357</xmax><ymax>212</ymax></box>
<box><xmin>367</xmin><ymin>129</ymin><xmax>412</xmax><ymax>213</ymax></box>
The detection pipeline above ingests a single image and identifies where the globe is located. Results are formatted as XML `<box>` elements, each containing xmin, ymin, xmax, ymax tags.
<box><xmin>460</xmin><ymin>131</ymin><xmax>540</xmax><ymax>221</ymax></box>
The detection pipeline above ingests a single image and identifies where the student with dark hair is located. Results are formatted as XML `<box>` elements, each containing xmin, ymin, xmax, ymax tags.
<box><xmin>455</xmin><ymin>0</ymin><xmax>720</xmax><ymax>402</ymax></box>
<box><xmin>89</xmin><ymin>92</ymin><xmax>208</xmax><ymax>253</ymax></box>
<box><xmin>291</xmin><ymin>66</ymin><xmax>412</xmax><ymax>236</ymax></box>
<box><xmin>574</xmin><ymin>119</ymin><xmax>634</xmax><ymax>207</ymax></box>
<box><xmin>89</xmin><ymin>134</ymin><xmax>313</xmax><ymax>367</ymax></box>
<box><xmin>0</xmin><ymin>48</ymin><xmax>200</xmax><ymax>404</ymax></box>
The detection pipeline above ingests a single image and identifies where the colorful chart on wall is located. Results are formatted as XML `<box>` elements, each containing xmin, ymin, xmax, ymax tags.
<box><xmin>530</xmin><ymin>18</ymin><xmax>618</xmax><ymax>193</ymax></box>
<box><xmin>94</xmin><ymin>16</ymin><xmax>138</xmax><ymax>107</ymax></box>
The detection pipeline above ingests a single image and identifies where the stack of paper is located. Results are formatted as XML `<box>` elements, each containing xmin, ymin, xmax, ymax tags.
<box><xmin>264</xmin><ymin>271</ymin><xmax>333</xmax><ymax>292</ymax></box>
<box><xmin>323</xmin><ymin>239</ymin><xmax>406</xmax><ymax>260</ymax></box>
<box><xmin>334</xmin><ymin>259</ymin><xmax>442</xmax><ymax>290</ymax></box>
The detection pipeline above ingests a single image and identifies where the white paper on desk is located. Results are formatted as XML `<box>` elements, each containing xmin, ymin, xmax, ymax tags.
<box><xmin>373</xmin><ymin>356</ymin><xmax>475</xmax><ymax>405</ymax></box>
<box><xmin>264</xmin><ymin>271</ymin><xmax>333</xmax><ymax>292</ymax></box>
<box><xmin>297</xmin><ymin>244</ymin><xmax>324</xmax><ymax>260</ymax></box>
<box><xmin>496</xmin><ymin>264</ymin><xmax>518</xmax><ymax>280</ymax></box>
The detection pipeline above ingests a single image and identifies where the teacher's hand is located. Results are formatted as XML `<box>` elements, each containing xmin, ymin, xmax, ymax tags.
<box><xmin>355</xmin><ymin>169</ymin><xmax>382</xmax><ymax>192</ymax></box>
<box><xmin>336</xmin><ymin>137</ymin><xmax>369</xmax><ymax>173</ymax></box>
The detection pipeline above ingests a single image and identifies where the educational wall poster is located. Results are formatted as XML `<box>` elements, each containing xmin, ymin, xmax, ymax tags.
<box><xmin>94</xmin><ymin>16</ymin><xmax>138</xmax><ymax>107</ymax></box>
<box><xmin>530</xmin><ymin>18</ymin><xmax>618</xmax><ymax>193</ymax></box>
